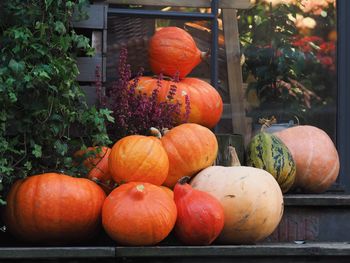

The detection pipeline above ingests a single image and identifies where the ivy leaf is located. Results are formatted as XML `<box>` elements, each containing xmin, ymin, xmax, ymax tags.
<box><xmin>54</xmin><ymin>140</ymin><xmax>68</xmax><ymax>156</ymax></box>
<box><xmin>8</xmin><ymin>59</ymin><xmax>25</xmax><ymax>73</ymax></box>
<box><xmin>54</xmin><ymin>21</ymin><xmax>66</xmax><ymax>34</ymax></box>
<box><xmin>24</xmin><ymin>161</ymin><xmax>32</xmax><ymax>171</ymax></box>
<box><xmin>32</xmin><ymin>144</ymin><xmax>42</xmax><ymax>158</ymax></box>
<box><xmin>44</xmin><ymin>0</ymin><xmax>54</xmax><ymax>10</ymax></box>
<box><xmin>100</xmin><ymin>108</ymin><xmax>114</xmax><ymax>123</ymax></box>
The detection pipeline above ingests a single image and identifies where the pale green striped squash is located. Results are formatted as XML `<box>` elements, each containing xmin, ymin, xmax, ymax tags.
<box><xmin>246</xmin><ymin>132</ymin><xmax>296</xmax><ymax>193</ymax></box>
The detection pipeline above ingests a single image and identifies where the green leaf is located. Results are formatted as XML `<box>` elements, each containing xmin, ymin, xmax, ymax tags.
<box><xmin>54</xmin><ymin>140</ymin><xmax>68</xmax><ymax>156</ymax></box>
<box><xmin>100</xmin><ymin>108</ymin><xmax>115</xmax><ymax>123</ymax></box>
<box><xmin>8</xmin><ymin>59</ymin><xmax>25</xmax><ymax>73</ymax></box>
<box><xmin>54</xmin><ymin>21</ymin><xmax>66</xmax><ymax>34</ymax></box>
<box><xmin>32</xmin><ymin>144</ymin><xmax>42</xmax><ymax>158</ymax></box>
<box><xmin>24</xmin><ymin>161</ymin><xmax>32</xmax><ymax>171</ymax></box>
<box><xmin>44</xmin><ymin>0</ymin><xmax>54</xmax><ymax>9</ymax></box>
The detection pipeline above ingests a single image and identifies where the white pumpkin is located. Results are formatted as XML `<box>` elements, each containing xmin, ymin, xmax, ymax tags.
<box><xmin>190</xmin><ymin>166</ymin><xmax>284</xmax><ymax>244</ymax></box>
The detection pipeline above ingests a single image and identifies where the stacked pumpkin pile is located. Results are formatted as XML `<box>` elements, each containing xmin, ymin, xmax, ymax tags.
<box><xmin>2</xmin><ymin>27</ymin><xmax>338</xmax><ymax>247</ymax></box>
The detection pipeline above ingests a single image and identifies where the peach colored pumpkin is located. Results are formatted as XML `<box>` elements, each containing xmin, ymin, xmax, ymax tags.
<box><xmin>190</xmin><ymin>166</ymin><xmax>284</xmax><ymax>244</ymax></box>
<box><xmin>274</xmin><ymin>125</ymin><xmax>340</xmax><ymax>193</ymax></box>
<box><xmin>161</xmin><ymin>123</ymin><xmax>218</xmax><ymax>188</ymax></box>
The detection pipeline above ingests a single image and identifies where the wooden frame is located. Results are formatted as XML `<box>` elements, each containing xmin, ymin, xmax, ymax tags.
<box><xmin>336</xmin><ymin>0</ymin><xmax>350</xmax><ymax>193</ymax></box>
<box><xmin>101</xmin><ymin>0</ymin><xmax>252</xmax><ymax>9</ymax></box>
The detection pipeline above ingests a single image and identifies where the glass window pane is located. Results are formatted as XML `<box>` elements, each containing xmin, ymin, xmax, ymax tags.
<box><xmin>238</xmin><ymin>0</ymin><xmax>337</xmax><ymax>141</ymax></box>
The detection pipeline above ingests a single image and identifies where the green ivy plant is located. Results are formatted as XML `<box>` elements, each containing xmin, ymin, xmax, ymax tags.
<box><xmin>0</xmin><ymin>0</ymin><xmax>113</xmax><ymax>203</ymax></box>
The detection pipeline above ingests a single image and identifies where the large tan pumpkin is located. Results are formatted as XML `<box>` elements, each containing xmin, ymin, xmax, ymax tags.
<box><xmin>190</xmin><ymin>166</ymin><xmax>284</xmax><ymax>244</ymax></box>
<box><xmin>274</xmin><ymin>125</ymin><xmax>340</xmax><ymax>193</ymax></box>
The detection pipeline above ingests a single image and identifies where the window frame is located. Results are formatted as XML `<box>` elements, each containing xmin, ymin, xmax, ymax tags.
<box><xmin>336</xmin><ymin>0</ymin><xmax>350</xmax><ymax>193</ymax></box>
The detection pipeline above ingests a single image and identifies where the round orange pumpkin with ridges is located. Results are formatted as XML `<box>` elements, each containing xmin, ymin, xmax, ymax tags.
<box><xmin>109</xmin><ymin>134</ymin><xmax>169</xmax><ymax>185</ymax></box>
<box><xmin>148</xmin><ymin>27</ymin><xmax>206</xmax><ymax>79</ymax></box>
<box><xmin>102</xmin><ymin>182</ymin><xmax>177</xmax><ymax>246</ymax></box>
<box><xmin>136</xmin><ymin>76</ymin><xmax>223</xmax><ymax>129</ymax></box>
<box><xmin>161</xmin><ymin>123</ymin><xmax>218</xmax><ymax>188</ymax></box>
<box><xmin>4</xmin><ymin>173</ymin><xmax>106</xmax><ymax>244</ymax></box>
<box><xmin>274</xmin><ymin>125</ymin><xmax>340</xmax><ymax>193</ymax></box>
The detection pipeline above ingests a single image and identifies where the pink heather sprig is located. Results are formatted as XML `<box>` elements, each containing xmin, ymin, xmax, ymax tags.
<box><xmin>96</xmin><ymin>47</ymin><xmax>191</xmax><ymax>141</ymax></box>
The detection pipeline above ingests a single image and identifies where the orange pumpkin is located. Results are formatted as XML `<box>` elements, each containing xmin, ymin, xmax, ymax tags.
<box><xmin>74</xmin><ymin>146</ymin><xmax>114</xmax><ymax>193</ymax></box>
<box><xmin>160</xmin><ymin>185</ymin><xmax>174</xmax><ymax>199</ymax></box>
<box><xmin>4</xmin><ymin>173</ymin><xmax>106</xmax><ymax>243</ymax></box>
<box><xmin>102</xmin><ymin>182</ymin><xmax>177</xmax><ymax>245</ymax></box>
<box><xmin>161</xmin><ymin>123</ymin><xmax>218</xmax><ymax>188</ymax></box>
<box><xmin>109</xmin><ymin>134</ymin><xmax>169</xmax><ymax>185</ymax></box>
<box><xmin>148</xmin><ymin>26</ymin><xmax>206</xmax><ymax>79</ymax></box>
<box><xmin>136</xmin><ymin>76</ymin><xmax>223</xmax><ymax>129</ymax></box>
<box><xmin>274</xmin><ymin>125</ymin><xmax>340</xmax><ymax>193</ymax></box>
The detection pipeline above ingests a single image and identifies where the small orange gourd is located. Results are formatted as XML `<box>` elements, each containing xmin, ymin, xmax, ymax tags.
<box><xmin>74</xmin><ymin>146</ymin><xmax>114</xmax><ymax>193</ymax></box>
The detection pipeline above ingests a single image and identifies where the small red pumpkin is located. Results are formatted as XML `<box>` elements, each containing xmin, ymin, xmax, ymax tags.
<box><xmin>109</xmin><ymin>134</ymin><xmax>169</xmax><ymax>185</ymax></box>
<box><xmin>161</xmin><ymin>123</ymin><xmax>218</xmax><ymax>188</ymax></box>
<box><xmin>173</xmin><ymin>177</ymin><xmax>225</xmax><ymax>245</ymax></box>
<box><xmin>148</xmin><ymin>27</ymin><xmax>206</xmax><ymax>79</ymax></box>
<box><xmin>136</xmin><ymin>76</ymin><xmax>223</xmax><ymax>129</ymax></box>
<box><xmin>4</xmin><ymin>173</ymin><xmax>106</xmax><ymax>244</ymax></box>
<box><xmin>74</xmin><ymin>146</ymin><xmax>114</xmax><ymax>193</ymax></box>
<box><xmin>274</xmin><ymin>125</ymin><xmax>340</xmax><ymax>193</ymax></box>
<box><xmin>102</xmin><ymin>182</ymin><xmax>177</xmax><ymax>246</ymax></box>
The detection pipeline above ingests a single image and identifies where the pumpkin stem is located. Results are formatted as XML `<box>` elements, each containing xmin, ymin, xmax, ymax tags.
<box><xmin>178</xmin><ymin>176</ymin><xmax>191</xmax><ymax>185</ymax></box>
<box><xmin>259</xmin><ymin>116</ymin><xmax>277</xmax><ymax>132</ymax></box>
<box><xmin>149</xmin><ymin>127</ymin><xmax>162</xmax><ymax>139</ymax></box>
<box><xmin>228</xmin><ymin>146</ymin><xmax>241</xmax><ymax>166</ymax></box>
<box><xmin>161</xmin><ymin>127</ymin><xmax>170</xmax><ymax>136</ymax></box>
<box><xmin>200</xmin><ymin>50</ymin><xmax>210</xmax><ymax>61</ymax></box>
<box><xmin>136</xmin><ymin>184</ymin><xmax>145</xmax><ymax>192</ymax></box>
<box><xmin>293</xmin><ymin>115</ymin><xmax>300</xmax><ymax>126</ymax></box>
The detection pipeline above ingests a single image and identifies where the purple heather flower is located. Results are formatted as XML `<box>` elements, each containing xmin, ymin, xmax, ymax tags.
<box><xmin>96</xmin><ymin>47</ymin><xmax>191</xmax><ymax>141</ymax></box>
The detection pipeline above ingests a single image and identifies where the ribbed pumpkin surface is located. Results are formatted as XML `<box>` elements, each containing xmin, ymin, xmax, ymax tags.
<box><xmin>148</xmin><ymin>27</ymin><xmax>203</xmax><ymax>78</ymax></box>
<box><xmin>246</xmin><ymin>132</ymin><xmax>296</xmax><ymax>193</ymax></box>
<box><xmin>161</xmin><ymin>123</ymin><xmax>218</xmax><ymax>188</ymax></box>
<box><xmin>102</xmin><ymin>182</ymin><xmax>177</xmax><ymax>246</ymax></box>
<box><xmin>109</xmin><ymin>135</ymin><xmax>169</xmax><ymax>186</ymax></box>
<box><xmin>274</xmin><ymin>125</ymin><xmax>340</xmax><ymax>193</ymax></box>
<box><xmin>5</xmin><ymin>173</ymin><xmax>106</xmax><ymax>243</ymax></box>
<box><xmin>135</xmin><ymin>76</ymin><xmax>223</xmax><ymax>129</ymax></box>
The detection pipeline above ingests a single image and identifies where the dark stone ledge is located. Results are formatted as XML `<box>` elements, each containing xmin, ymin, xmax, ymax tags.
<box><xmin>283</xmin><ymin>194</ymin><xmax>350</xmax><ymax>206</ymax></box>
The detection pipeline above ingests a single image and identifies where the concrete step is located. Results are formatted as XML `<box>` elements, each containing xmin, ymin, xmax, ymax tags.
<box><xmin>1</xmin><ymin>242</ymin><xmax>350</xmax><ymax>262</ymax></box>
